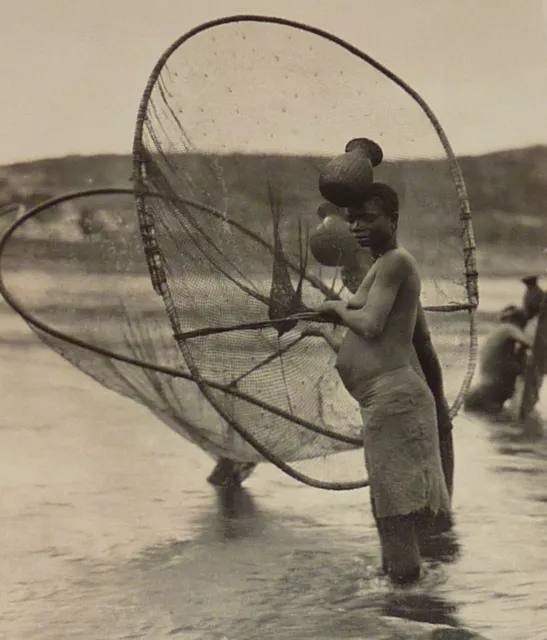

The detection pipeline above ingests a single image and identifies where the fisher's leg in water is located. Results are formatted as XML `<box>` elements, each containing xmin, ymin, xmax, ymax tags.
<box><xmin>207</xmin><ymin>457</ymin><xmax>257</xmax><ymax>488</ymax></box>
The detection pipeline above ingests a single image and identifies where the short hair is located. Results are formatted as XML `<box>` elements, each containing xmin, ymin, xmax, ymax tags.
<box><xmin>521</xmin><ymin>275</ymin><xmax>539</xmax><ymax>287</ymax></box>
<box><xmin>362</xmin><ymin>182</ymin><xmax>399</xmax><ymax>221</ymax></box>
<box><xmin>500</xmin><ymin>305</ymin><xmax>528</xmax><ymax>327</ymax></box>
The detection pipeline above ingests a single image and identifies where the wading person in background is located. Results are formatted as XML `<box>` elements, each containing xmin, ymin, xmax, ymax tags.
<box><xmin>521</xmin><ymin>275</ymin><xmax>543</xmax><ymax>322</ymax></box>
<box><xmin>316</xmin><ymin>182</ymin><xmax>451</xmax><ymax>584</ymax></box>
<box><xmin>464</xmin><ymin>305</ymin><xmax>532</xmax><ymax>415</ymax></box>
<box><xmin>206</xmin><ymin>458</ymin><xmax>256</xmax><ymax>488</ymax></box>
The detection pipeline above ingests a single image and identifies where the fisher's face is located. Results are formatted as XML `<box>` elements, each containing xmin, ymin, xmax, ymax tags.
<box><xmin>346</xmin><ymin>197</ymin><xmax>396</xmax><ymax>249</ymax></box>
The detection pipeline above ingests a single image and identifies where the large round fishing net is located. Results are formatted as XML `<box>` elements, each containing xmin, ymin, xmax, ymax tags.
<box><xmin>0</xmin><ymin>16</ymin><xmax>477</xmax><ymax>490</ymax></box>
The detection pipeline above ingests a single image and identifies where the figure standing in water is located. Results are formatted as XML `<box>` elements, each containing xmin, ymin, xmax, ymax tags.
<box><xmin>464</xmin><ymin>305</ymin><xmax>532</xmax><ymax>415</ymax></box>
<box><xmin>206</xmin><ymin>458</ymin><xmax>256</xmax><ymax>488</ymax></box>
<box><xmin>521</xmin><ymin>276</ymin><xmax>543</xmax><ymax>322</ymax></box>
<box><xmin>316</xmin><ymin>182</ymin><xmax>451</xmax><ymax>584</ymax></box>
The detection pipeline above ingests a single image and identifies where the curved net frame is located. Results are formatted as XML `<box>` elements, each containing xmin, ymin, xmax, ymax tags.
<box><xmin>131</xmin><ymin>16</ymin><xmax>479</xmax><ymax>488</ymax></box>
<box><xmin>0</xmin><ymin>16</ymin><xmax>478</xmax><ymax>491</ymax></box>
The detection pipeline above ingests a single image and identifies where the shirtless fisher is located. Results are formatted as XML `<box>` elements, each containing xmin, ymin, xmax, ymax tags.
<box><xmin>316</xmin><ymin>182</ymin><xmax>451</xmax><ymax>584</ymax></box>
<box><xmin>311</xmin><ymin>138</ymin><xmax>454</xmax><ymax>499</ymax></box>
<box><xmin>464</xmin><ymin>305</ymin><xmax>531</xmax><ymax>415</ymax></box>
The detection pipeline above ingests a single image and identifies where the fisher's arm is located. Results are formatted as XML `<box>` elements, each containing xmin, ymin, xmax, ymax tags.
<box><xmin>413</xmin><ymin>305</ymin><xmax>452</xmax><ymax>433</ymax></box>
<box><xmin>413</xmin><ymin>304</ymin><xmax>454</xmax><ymax>498</ymax></box>
<box><xmin>319</xmin><ymin>251</ymin><xmax>407</xmax><ymax>339</ymax></box>
<box><xmin>506</xmin><ymin>324</ymin><xmax>533</xmax><ymax>349</ymax></box>
<box><xmin>300</xmin><ymin>325</ymin><xmax>345</xmax><ymax>352</ymax></box>
<box><xmin>506</xmin><ymin>324</ymin><xmax>533</xmax><ymax>376</ymax></box>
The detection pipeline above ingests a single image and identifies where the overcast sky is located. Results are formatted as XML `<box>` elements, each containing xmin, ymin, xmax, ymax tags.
<box><xmin>2</xmin><ymin>0</ymin><xmax>547</xmax><ymax>164</ymax></box>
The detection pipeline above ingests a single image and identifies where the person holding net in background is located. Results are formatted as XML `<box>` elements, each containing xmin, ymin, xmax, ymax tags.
<box><xmin>311</xmin><ymin>139</ymin><xmax>452</xmax><ymax>583</ymax></box>
<box><xmin>464</xmin><ymin>304</ymin><xmax>532</xmax><ymax>415</ymax></box>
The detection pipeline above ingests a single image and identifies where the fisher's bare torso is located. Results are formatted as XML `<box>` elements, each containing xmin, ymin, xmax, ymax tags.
<box><xmin>332</xmin><ymin>247</ymin><xmax>420</xmax><ymax>394</ymax></box>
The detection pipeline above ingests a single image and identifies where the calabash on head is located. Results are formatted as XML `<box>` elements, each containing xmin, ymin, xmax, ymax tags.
<box><xmin>318</xmin><ymin>137</ymin><xmax>384</xmax><ymax>208</ymax></box>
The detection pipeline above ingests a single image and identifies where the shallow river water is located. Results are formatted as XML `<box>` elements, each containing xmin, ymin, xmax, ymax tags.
<box><xmin>1</xmin><ymin>277</ymin><xmax>547</xmax><ymax>640</ymax></box>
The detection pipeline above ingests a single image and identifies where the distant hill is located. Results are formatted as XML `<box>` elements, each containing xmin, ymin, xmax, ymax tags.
<box><xmin>2</xmin><ymin>146</ymin><xmax>547</xmax><ymax>215</ymax></box>
<box><xmin>0</xmin><ymin>154</ymin><xmax>133</xmax><ymax>207</ymax></box>
<box><xmin>1</xmin><ymin>146</ymin><xmax>547</xmax><ymax>275</ymax></box>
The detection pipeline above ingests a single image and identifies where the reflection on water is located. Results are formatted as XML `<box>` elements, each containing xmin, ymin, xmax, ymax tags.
<box><xmin>419</xmin><ymin>529</ymin><xmax>461</xmax><ymax>566</ymax></box>
<box><xmin>382</xmin><ymin>591</ymin><xmax>460</xmax><ymax>627</ymax></box>
<box><xmin>107</xmin><ymin>485</ymin><xmax>468</xmax><ymax>639</ymax></box>
<box><xmin>2</xmin><ymin>283</ymin><xmax>547</xmax><ymax>639</ymax></box>
<box><xmin>489</xmin><ymin>412</ymin><xmax>545</xmax><ymax>448</ymax></box>
<box><xmin>214</xmin><ymin>487</ymin><xmax>260</xmax><ymax>530</ymax></box>
<box><xmin>475</xmin><ymin>405</ymin><xmax>547</xmax><ymax>476</ymax></box>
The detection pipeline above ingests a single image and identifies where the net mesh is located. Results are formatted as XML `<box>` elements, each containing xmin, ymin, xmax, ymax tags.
<box><xmin>0</xmin><ymin>193</ymin><xmax>253</xmax><ymax>461</ymax></box>
<box><xmin>0</xmin><ymin>17</ymin><xmax>477</xmax><ymax>490</ymax></box>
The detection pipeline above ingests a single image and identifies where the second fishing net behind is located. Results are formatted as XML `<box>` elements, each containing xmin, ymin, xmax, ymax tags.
<box><xmin>0</xmin><ymin>190</ymin><xmax>261</xmax><ymax>462</ymax></box>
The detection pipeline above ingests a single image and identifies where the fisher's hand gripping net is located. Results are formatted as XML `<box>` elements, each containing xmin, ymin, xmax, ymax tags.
<box><xmin>0</xmin><ymin>16</ymin><xmax>478</xmax><ymax>490</ymax></box>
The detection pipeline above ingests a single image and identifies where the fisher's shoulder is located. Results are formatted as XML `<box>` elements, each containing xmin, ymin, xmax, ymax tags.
<box><xmin>347</xmin><ymin>247</ymin><xmax>419</xmax><ymax>309</ymax></box>
<box><xmin>362</xmin><ymin>246</ymin><xmax>420</xmax><ymax>288</ymax></box>
<box><xmin>373</xmin><ymin>246</ymin><xmax>419</xmax><ymax>271</ymax></box>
